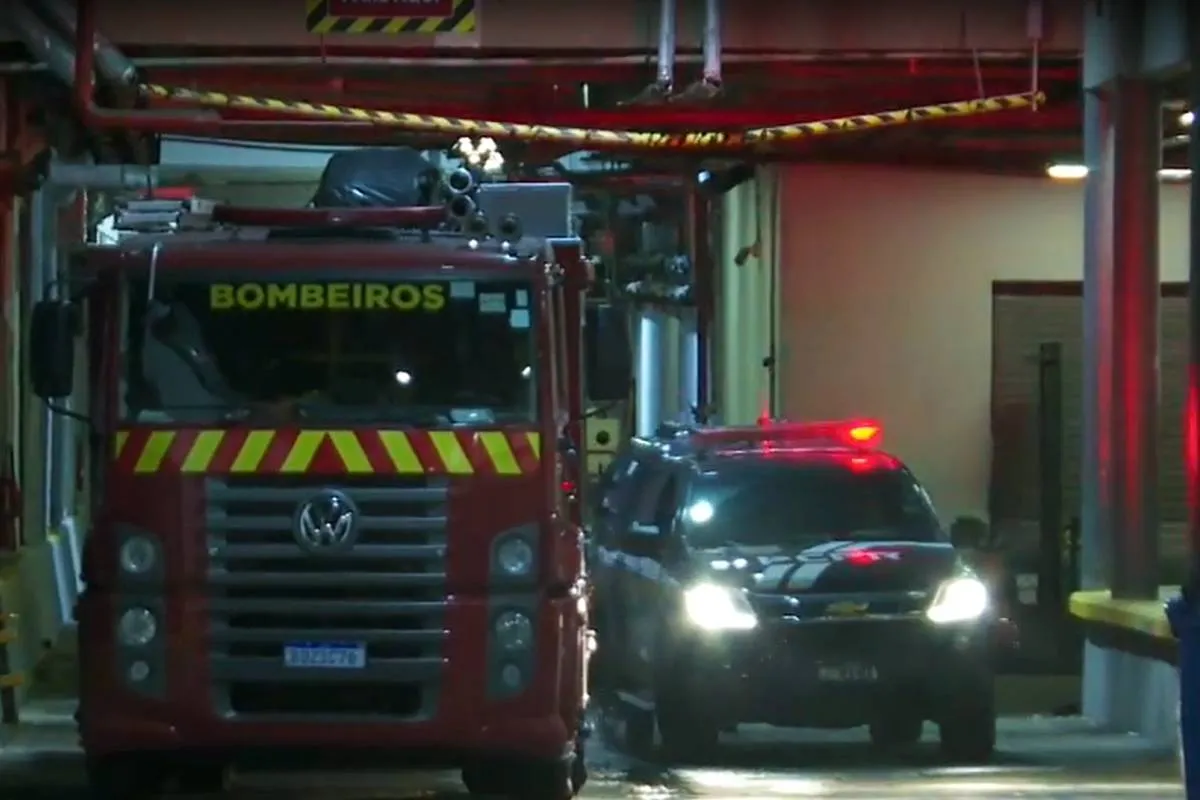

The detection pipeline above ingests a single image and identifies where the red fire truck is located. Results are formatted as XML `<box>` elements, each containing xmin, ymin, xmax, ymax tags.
<box><xmin>29</xmin><ymin>159</ymin><xmax>629</xmax><ymax>799</ymax></box>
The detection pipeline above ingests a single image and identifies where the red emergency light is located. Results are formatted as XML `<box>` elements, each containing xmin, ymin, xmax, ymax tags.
<box><xmin>696</xmin><ymin>418</ymin><xmax>883</xmax><ymax>449</ymax></box>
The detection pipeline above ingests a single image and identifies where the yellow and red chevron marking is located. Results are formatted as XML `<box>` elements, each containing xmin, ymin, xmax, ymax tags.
<box><xmin>112</xmin><ymin>428</ymin><xmax>541</xmax><ymax>476</ymax></box>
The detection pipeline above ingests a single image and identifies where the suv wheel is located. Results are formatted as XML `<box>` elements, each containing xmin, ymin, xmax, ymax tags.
<box><xmin>938</xmin><ymin>696</ymin><xmax>997</xmax><ymax>763</ymax></box>
<box><xmin>657</xmin><ymin>696</ymin><xmax>719</xmax><ymax>761</ymax></box>
<box><xmin>869</xmin><ymin>713</ymin><xmax>924</xmax><ymax>750</ymax></box>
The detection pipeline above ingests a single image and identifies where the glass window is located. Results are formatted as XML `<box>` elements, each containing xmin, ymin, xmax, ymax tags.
<box><xmin>121</xmin><ymin>276</ymin><xmax>537</xmax><ymax>424</ymax></box>
<box><xmin>682</xmin><ymin>461</ymin><xmax>942</xmax><ymax>548</ymax></box>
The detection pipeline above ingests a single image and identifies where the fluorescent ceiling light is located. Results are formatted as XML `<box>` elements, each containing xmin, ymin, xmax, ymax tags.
<box><xmin>1046</xmin><ymin>163</ymin><xmax>1192</xmax><ymax>181</ymax></box>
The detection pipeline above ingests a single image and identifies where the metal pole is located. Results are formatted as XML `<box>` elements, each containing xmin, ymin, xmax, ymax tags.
<box><xmin>701</xmin><ymin>0</ymin><xmax>722</xmax><ymax>86</ymax></box>
<box><xmin>655</xmin><ymin>0</ymin><xmax>677</xmax><ymax>90</ymax></box>
<box><xmin>1080</xmin><ymin>90</ymin><xmax>1109</xmax><ymax>592</ymax></box>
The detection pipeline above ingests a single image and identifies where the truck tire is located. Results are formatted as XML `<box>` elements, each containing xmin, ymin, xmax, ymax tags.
<box><xmin>512</xmin><ymin>756</ymin><xmax>575</xmax><ymax>800</ymax></box>
<box><xmin>462</xmin><ymin>755</ymin><xmax>577</xmax><ymax>800</ymax></box>
<box><xmin>86</xmin><ymin>753</ymin><xmax>166</xmax><ymax>800</ymax></box>
<box><xmin>175</xmin><ymin>758</ymin><xmax>231</xmax><ymax>794</ymax></box>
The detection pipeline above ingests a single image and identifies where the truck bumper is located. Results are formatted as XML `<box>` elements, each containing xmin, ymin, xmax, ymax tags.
<box><xmin>76</xmin><ymin>592</ymin><xmax>586</xmax><ymax>763</ymax></box>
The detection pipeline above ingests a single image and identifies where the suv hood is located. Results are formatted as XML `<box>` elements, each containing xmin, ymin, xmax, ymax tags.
<box><xmin>694</xmin><ymin>539</ymin><xmax>960</xmax><ymax>595</ymax></box>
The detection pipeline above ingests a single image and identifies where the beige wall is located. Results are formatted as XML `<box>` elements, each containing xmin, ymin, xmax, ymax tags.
<box><xmin>777</xmin><ymin>165</ymin><xmax>1191</xmax><ymax>521</ymax></box>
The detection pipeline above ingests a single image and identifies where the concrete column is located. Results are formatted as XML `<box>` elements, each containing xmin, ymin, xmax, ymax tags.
<box><xmin>680</xmin><ymin>310</ymin><xmax>700</xmax><ymax>422</ymax></box>
<box><xmin>1081</xmin><ymin>0</ymin><xmax>1161</xmax><ymax>600</ymax></box>
<box><xmin>635</xmin><ymin>308</ymin><xmax>662</xmax><ymax>437</ymax></box>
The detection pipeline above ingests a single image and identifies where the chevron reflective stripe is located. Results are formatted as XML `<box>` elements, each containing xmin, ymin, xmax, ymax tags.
<box><xmin>111</xmin><ymin>428</ymin><xmax>542</xmax><ymax>476</ymax></box>
<box><xmin>137</xmin><ymin>84</ymin><xmax>1045</xmax><ymax>151</ymax></box>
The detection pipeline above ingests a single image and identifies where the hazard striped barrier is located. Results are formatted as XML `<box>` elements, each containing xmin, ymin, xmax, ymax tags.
<box><xmin>113</xmin><ymin>428</ymin><xmax>542</xmax><ymax>476</ymax></box>
<box><xmin>305</xmin><ymin>0</ymin><xmax>477</xmax><ymax>35</ymax></box>
<box><xmin>137</xmin><ymin>83</ymin><xmax>1045</xmax><ymax>151</ymax></box>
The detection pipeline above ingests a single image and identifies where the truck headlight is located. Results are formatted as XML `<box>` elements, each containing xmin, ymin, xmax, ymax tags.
<box><xmin>117</xmin><ymin>607</ymin><xmax>158</xmax><ymax>646</ymax></box>
<box><xmin>119</xmin><ymin>536</ymin><xmax>157</xmax><ymax>575</ymax></box>
<box><xmin>494</xmin><ymin>610</ymin><xmax>534</xmax><ymax>651</ymax></box>
<box><xmin>495</xmin><ymin>535</ymin><xmax>535</xmax><ymax>577</ymax></box>
<box><xmin>927</xmin><ymin>577</ymin><xmax>989</xmax><ymax>624</ymax></box>
<box><xmin>683</xmin><ymin>583</ymin><xmax>757</xmax><ymax>631</ymax></box>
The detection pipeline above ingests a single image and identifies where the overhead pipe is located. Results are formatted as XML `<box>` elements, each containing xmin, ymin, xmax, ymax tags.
<box><xmin>623</xmin><ymin>0</ymin><xmax>676</xmax><ymax>104</ymax></box>
<box><xmin>676</xmin><ymin>0</ymin><xmax>723</xmax><ymax>102</ymax></box>
<box><xmin>6</xmin><ymin>0</ymin><xmax>377</xmax><ymax>137</ymax></box>
<box><xmin>37</xmin><ymin>0</ymin><xmax>138</xmax><ymax>87</ymax></box>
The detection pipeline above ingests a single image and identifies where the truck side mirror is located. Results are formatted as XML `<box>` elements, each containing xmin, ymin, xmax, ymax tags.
<box><xmin>586</xmin><ymin>302</ymin><xmax>632</xmax><ymax>403</ymax></box>
<box><xmin>949</xmin><ymin>515</ymin><xmax>988</xmax><ymax>550</ymax></box>
<box><xmin>29</xmin><ymin>299</ymin><xmax>77</xmax><ymax>400</ymax></box>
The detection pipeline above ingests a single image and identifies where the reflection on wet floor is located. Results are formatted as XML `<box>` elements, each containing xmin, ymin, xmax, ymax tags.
<box><xmin>0</xmin><ymin>711</ymin><xmax>1184</xmax><ymax>798</ymax></box>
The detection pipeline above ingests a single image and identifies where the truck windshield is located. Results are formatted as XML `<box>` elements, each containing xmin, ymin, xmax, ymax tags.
<box><xmin>121</xmin><ymin>277</ymin><xmax>537</xmax><ymax>424</ymax></box>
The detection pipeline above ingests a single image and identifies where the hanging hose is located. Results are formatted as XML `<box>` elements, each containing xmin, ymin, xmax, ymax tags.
<box><xmin>138</xmin><ymin>83</ymin><xmax>1046</xmax><ymax>151</ymax></box>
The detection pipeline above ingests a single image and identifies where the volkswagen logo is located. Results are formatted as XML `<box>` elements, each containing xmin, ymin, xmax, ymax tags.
<box><xmin>293</xmin><ymin>489</ymin><xmax>359</xmax><ymax>553</ymax></box>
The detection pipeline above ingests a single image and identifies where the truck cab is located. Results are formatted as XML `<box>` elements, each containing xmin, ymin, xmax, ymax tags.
<box><xmin>28</xmin><ymin>165</ymin><xmax>630</xmax><ymax>800</ymax></box>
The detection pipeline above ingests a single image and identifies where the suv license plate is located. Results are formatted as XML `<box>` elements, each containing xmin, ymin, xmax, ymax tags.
<box><xmin>817</xmin><ymin>663</ymin><xmax>878</xmax><ymax>682</ymax></box>
<box><xmin>283</xmin><ymin>643</ymin><xmax>366</xmax><ymax>669</ymax></box>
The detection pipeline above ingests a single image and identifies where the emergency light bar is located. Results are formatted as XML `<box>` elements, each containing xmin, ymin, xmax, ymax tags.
<box><xmin>694</xmin><ymin>419</ymin><xmax>884</xmax><ymax>449</ymax></box>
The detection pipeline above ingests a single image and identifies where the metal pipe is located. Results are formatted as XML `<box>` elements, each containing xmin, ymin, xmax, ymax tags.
<box><xmin>702</xmin><ymin>0</ymin><xmax>722</xmax><ymax>87</ymax></box>
<box><xmin>0</xmin><ymin>50</ymin><xmax>1086</xmax><ymax>76</ymax></box>
<box><xmin>6</xmin><ymin>2</ymin><xmax>75</xmax><ymax>83</ymax></box>
<box><xmin>64</xmin><ymin>0</ymin><xmax>380</xmax><ymax>135</ymax></box>
<box><xmin>656</xmin><ymin>0</ymin><xmax>677</xmax><ymax>90</ymax></box>
<box><xmin>39</xmin><ymin>0</ymin><xmax>137</xmax><ymax>85</ymax></box>
<box><xmin>47</xmin><ymin>161</ymin><xmax>157</xmax><ymax>190</ymax></box>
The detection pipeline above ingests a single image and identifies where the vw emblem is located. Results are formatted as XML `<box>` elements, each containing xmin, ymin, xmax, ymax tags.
<box><xmin>293</xmin><ymin>489</ymin><xmax>359</xmax><ymax>552</ymax></box>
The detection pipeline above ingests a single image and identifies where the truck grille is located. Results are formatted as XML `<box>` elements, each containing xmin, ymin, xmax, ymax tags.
<box><xmin>205</xmin><ymin>475</ymin><xmax>448</xmax><ymax>719</ymax></box>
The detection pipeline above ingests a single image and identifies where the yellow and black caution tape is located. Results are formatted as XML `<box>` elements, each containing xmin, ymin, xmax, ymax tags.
<box><xmin>305</xmin><ymin>0</ymin><xmax>477</xmax><ymax>35</ymax></box>
<box><xmin>744</xmin><ymin>92</ymin><xmax>1044</xmax><ymax>143</ymax></box>
<box><xmin>138</xmin><ymin>84</ymin><xmax>1045</xmax><ymax>151</ymax></box>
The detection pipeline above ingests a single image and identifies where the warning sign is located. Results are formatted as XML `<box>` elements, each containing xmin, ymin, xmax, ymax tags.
<box><xmin>306</xmin><ymin>0</ymin><xmax>477</xmax><ymax>34</ymax></box>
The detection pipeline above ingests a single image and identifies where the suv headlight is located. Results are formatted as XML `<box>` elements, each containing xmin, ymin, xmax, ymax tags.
<box><xmin>494</xmin><ymin>534</ymin><xmax>535</xmax><ymax>577</ymax></box>
<box><xmin>683</xmin><ymin>583</ymin><xmax>757</xmax><ymax>631</ymax></box>
<box><xmin>119</xmin><ymin>535</ymin><xmax>158</xmax><ymax>575</ymax></box>
<box><xmin>927</xmin><ymin>577</ymin><xmax>989</xmax><ymax>624</ymax></box>
<box><xmin>117</xmin><ymin>607</ymin><xmax>158</xmax><ymax>646</ymax></box>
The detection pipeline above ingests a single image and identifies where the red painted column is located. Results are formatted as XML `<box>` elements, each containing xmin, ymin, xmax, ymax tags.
<box><xmin>1084</xmin><ymin>78</ymin><xmax>1161</xmax><ymax>600</ymax></box>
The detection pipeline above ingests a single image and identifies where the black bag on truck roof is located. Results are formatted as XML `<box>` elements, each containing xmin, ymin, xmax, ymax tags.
<box><xmin>310</xmin><ymin>147</ymin><xmax>440</xmax><ymax>208</ymax></box>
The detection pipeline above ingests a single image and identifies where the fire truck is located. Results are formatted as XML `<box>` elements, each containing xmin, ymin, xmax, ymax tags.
<box><xmin>28</xmin><ymin>156</ymin><xmax>630</xmax><ymax>799</ymax></box>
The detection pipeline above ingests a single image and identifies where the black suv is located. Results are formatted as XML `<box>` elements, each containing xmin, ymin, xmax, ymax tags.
<box><xmin>588</xmin><ymin>420</ymin><xmax>999</xmax><ymax>763</ymax></box>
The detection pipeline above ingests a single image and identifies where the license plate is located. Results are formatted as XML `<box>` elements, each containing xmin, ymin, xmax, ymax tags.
<box><xmin>817</xmin><ymin>663</ymin><xmax>878</xmax><ymax>682</ymax></box>
<box><xmin>283</xmin><ymin>643</ymin><xmax>366</xmax><ymax>669</ymax></box>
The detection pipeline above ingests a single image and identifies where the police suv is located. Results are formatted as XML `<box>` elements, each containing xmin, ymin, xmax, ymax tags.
<box><xmin>589</xmin><ymin>419</ymin><xmax>999</xmax><ymax>763</ymax></box>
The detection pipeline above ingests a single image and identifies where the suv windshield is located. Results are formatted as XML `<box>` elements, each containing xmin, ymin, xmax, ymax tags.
<box><xmin>122</xmin><ymin>276</ymin><xmax>537</xmax><ymax>424</ymax></box>
<box><xmin>683</xmin><ymin>461</ymin><xmax>942</xmax><ymax>548</ymax></box>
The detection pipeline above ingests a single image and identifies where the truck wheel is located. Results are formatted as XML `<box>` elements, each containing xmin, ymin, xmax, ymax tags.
<box><xmin>86</xmin><ymin>754</ymin><xmax>165</xmax><ymax>800</ymax></box>
<box><xmin>175</xmin><ymin>758</ymin><xmax>231</xmax><ymax>794</ymax></box>
<box><xmin>512</xmin><ymin>756</ymin><xmax>574</xmax><ymax>800</ymax></box>
<box><xmin>869</xmin><ymin>714</ymin><xmax>924</xmax><ymax>750</ymax></box>
<box><xmin>461</xmin><ymin>761</ymin><xmax>511</xmax><ymax>796</ymax></box>
<box><xmin>938</xmin><ymin>696</ymin><xmax>997</xmax><ymax>763</ymax></box>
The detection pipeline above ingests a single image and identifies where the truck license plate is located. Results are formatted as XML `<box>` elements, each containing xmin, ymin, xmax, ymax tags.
<box><xmin>817</xmin><ymin>663</ymin><xmax>877</xmax><ymax>682</ymax></box>
<box><xmin>283</xmin><ymin>643</ymin><xmax>366</xmax><ymax>669</ymax></box>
